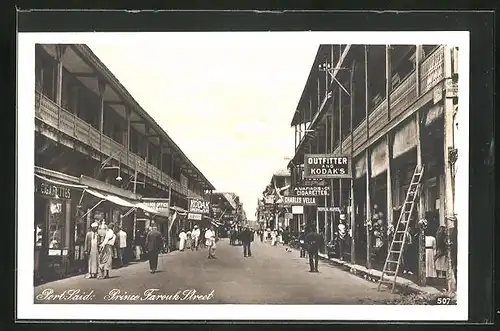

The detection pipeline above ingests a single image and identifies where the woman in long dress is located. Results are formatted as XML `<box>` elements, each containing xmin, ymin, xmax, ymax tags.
<box><xmin>84</xmin><ymin>222</ymin><xmax>99</xmax><ymax>278</ymax></box>
<box><xmin>434</xmin><ymin>226</ymin><xmax>448</xmax><ymax>278</ymax></box>
<box><xmin>425</xmin><ymin>229</ymin><xmax>437</xmax><ymax>278</ymax></box>
<box><xmin>98</xmin><ymin>223</ymin><xmax>116</xmax><ymax>279</ymax></box>
<box><xmin>179</xmin><ymin>230</ymin><xmax>187</xmax><ymax>251</ymax></box>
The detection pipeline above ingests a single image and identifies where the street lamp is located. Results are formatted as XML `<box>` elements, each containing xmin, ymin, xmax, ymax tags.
<box><xmin>96</xmin><ymin>149</ymin><xmax>124</xmax><ymax>180</ymax></box>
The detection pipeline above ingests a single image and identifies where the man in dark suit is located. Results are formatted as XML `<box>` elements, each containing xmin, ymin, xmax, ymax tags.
<box><xmin>145</xmin><ymin>225</ymin><xmax>162</xmax><ymax>273</ymax></box>
<box><xmin>305</xmin><ymin>224</ymin><xmax>324</xmax><ymax>272</ymax></box>
<box><xmin>240</xmin><ymin>226</ymin><xmax>252</xmax><ymax>257</ymax></box>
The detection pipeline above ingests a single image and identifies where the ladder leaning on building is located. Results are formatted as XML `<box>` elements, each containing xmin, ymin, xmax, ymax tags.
<box><xmin>378</xmin><ymin>165</ymin><xmax>425</xmax><ymax>293</ymax></box>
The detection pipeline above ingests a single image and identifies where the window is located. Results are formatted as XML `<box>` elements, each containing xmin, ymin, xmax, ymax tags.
<box><xmin>48</xmin><ymin>200</ymin><xmax>66</xmax><ymax>249</ymax></box>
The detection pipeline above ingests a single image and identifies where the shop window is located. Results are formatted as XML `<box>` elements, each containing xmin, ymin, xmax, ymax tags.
<box><xmin>47</xmin><ymin>200</ymin><xmax>66</xmax><ymax>249</ymax></box>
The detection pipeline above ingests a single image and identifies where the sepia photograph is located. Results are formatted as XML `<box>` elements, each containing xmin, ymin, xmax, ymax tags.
<box><xmin>17</xmin><ymin>31</ymin><xmax>469</xmax><ymax>321</ymax></box>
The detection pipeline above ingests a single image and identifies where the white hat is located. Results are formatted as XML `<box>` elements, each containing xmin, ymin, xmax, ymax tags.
<box><xmin>91</xmin><ymin>222</ymin><xmax>99</xmax><ymax>228</ymax></box>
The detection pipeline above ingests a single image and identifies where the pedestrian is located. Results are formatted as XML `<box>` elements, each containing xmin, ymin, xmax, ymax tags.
<box><xmin>191</xmin><ymin>225</ymin><xmax>201</xmax><ymax>251</ymax></box>
<box><xmin>298</xmin><ymin>229</ymin><xmax>307</xmax><ymax>258</ymax></box>
<box><xmin>205</xmin><ymin>226</ymin><xmax>217</xmax><ymax>259</ymax></box>
<box><xmin>98</xmin><ymin>223</ymin><xmax>116</xmax><ymax>279</ymax></box>
<box><xmin>271</xmin><ymin>229</ymin><xmax>277</xmax><ymax>246</ymax></box>
<box><xmin>240</xmin><ymin>226</ymin><xmax>252</xmax><ymax>257</ymax></box>
<box><xmin>179</xmin><ymin>229</ymin><xmax>187</xmax><ymax>251</ymax></box>
<box><xmin>117</xmin><ymin>226</ymin><xmax>127</xmax><ymax>267</ymax></box>
<box><xmin>84</xmin><ymin>221</ymin><xmax>99</xmax><ymax>279</ymax></box>
<box><xmin>186</xmin><ymin>230</ymin><xmax>192</xmax><ymax>250</ymax></box>
<box><xmin>424</xmin><ymin>226</ymin><xmax>437</xmax><ymax>279</ymax></box>
<box><xmin>305</xmin><ymin>224</ymin><xmax>323</xmax><ymax>272</ymax></box>
<box><xmin>134</xmin><ymin>230</ymin><xmax>142</xmax><ymax>261</ymax></box>
<box><xmin>337</xmin><ymin>222</ymin><xmax>347</xmax><ymax>261</ymax></box>
<box><xmin>259</xmin><ymin>229</ymin><xmax>264</xmax><ymax>242</ymax></box>
<box><xmin>434</xmin><ymin>225</ymin><xmax>448</xmax><ymax>279</ymax></box>
<box><xmin>145</xmin><ymin>225</ymin><xmax>162</xmax><ymax>273</ymax></box>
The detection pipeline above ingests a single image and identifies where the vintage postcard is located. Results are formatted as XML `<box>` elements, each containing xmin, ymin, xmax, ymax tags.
<box><xmin>17</xmin><ymin>31</ymin><xmax>469</xmax><ymax>321</ymax></box>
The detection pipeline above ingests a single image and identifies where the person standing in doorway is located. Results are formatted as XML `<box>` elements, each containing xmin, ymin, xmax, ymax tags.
<box><xmin>117</xmin><ymin>226</ymin><xmax>127</xmax><ymax>268</ymax></box>
<box><xmin>240</xmin><ymin>226</ymin><xmax>252</xmax><ymax>257</ymax></box>
<box><xmin>178</xmin><ymin>229</ymin><xmax>187</xmax><ymax>251</ymax></box>
<box><xmin>191</xmin><ymin>225</ymin><xmax>201</xmax><ymax>251</ymax></box>
<box><xmin>145</xmin><ymin>225</ymin><xmax>162</xmax><ymax>273</ymax></box>
<box><xmin>205</xmin><ymin>226</ymin><xmax>216</xmax><ymax>259</ymax></box>
<box><xmin>305</xmin><ymin>224</ymin><xmax>323</xmax><ymax>272</ymax></box>
<box><xmin>84</xmin><ymin>222</ymin><xmax>99</xmax><ymax>279</ymax></box>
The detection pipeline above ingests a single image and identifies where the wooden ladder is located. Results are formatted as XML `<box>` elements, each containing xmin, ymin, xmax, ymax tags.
<box><xmin>377</xmin><ymin>165</ymin><xmax>424</xmax><ymax>293</ymax></box>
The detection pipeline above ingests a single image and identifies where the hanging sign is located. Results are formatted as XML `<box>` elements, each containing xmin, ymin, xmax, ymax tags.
<box><xmin>317</xmin><ymin>206</ymin><xmax>341</xmax><ymax>212</ymax></box>
<box><xmin>188</xmin><ymin>198</ymin><xmax>210</xmax><ymax>214</ymax></box>
<box><xmin>141</xmin><ymin>198</ymin><xmax>170</xmax><ymax>215</ymax></box>
<box><xmin>303</xmin><ymin>154</ymin><xmax>351</xmax><ymax>179</ymax></box>
<box><xmin>293</xmin><ymin>185</ymin><xmax>330</xmax><ymax>197</ymax></box>
<box><xmin>281</xmin><ymin>196</ymin><xmax>317</xmax><ymax>206</ymax></box>
<box><xmin>188</xmin><ymin>213</ymin><xmax>202</xmax><ymax>221</ymax></box>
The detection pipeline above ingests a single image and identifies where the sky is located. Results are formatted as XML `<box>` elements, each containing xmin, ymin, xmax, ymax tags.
<box><xmin>88</xmin><ymin>37</ymin><xmax>319</xmax><ymax>218</ymax></box>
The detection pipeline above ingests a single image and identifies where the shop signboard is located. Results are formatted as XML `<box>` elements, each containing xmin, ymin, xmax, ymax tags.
<box><xmin>142</xmin><ymin>198</ymin><xmax>170</xmax><ymax>216</ymax></box>
<box><xmin>281</xmin><ymin>196</ymin><xmax>317</xmax><ymax>206</ymax></box>
<box><xmin>293</xmin><ymin>185</ymin><xmax>330</xmax><ymax>197</ymax></box>
<box><xmin>188</xmin><ymin>213</ymin><xmax>202</xmax><ymax>221</ymax></box>
<box><xmin>35</xmin><ymin>178</ymin><xmax>71</xmax><ymax>199</ymax></box>
<box><xmin>299</xmin><ymin>178</ymin><xmax>328</xmax><ymax>186</ymax></box>
<box><xmin>317</xmin><ymin>206</ymin><xmax>341</xmax><ymax>212</ymax></box>
<box><xmin>303</xmin><ymin>154</ymin><xmax>351</xmax><ymax>179</ymax></box>
<box><xmin>188</xmin><ymin>198</ymin><xmax>210</xmax><ymax>214</ymax></box>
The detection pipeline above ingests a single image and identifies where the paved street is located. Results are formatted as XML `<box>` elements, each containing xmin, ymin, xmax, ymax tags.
<box><xmin>34</xmin><ymin>239</ymin><xmax>400</xmax><ymax>304</ymax></box>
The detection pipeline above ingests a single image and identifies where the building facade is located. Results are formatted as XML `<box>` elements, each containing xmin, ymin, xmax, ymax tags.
<box><xmin>34</xmin><ymin>44</ymin><xmax>215</xmax><ymax>283</ymax></box>
<box><xmin>288</xmin><ymin>44</ymin><xmax>459</xmax><ymax>286</ymax></box>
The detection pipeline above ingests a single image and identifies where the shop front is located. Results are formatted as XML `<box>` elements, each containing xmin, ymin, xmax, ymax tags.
<box><xmin>34</xmin><ymin>174</ymin><xmax>87</xmax><ymax>284</ymax></box>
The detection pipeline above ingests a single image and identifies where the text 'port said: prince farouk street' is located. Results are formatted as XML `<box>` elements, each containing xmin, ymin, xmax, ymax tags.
<box><xmin>36</xmin><ymin>288</ymin><xmax>215</xmax><ymax>302</ymax></box>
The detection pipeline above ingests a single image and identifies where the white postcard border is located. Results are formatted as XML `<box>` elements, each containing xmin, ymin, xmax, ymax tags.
<box><xmin>17</xmin><ymin>31</ymin><xmax>470</xmax><ymax>321</ymax></box>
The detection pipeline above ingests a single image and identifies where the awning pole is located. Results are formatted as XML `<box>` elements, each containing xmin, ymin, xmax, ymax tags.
<box><xmin>77</xmin><ymin>189</ymin><xmax>86</xmax><ymax>207</ymax></box>
<box><xmin>122</xmin><ymin>207</ymin><xmax>137</xmax><ymax>218</ymax></box>
<box><xmin>79</xmin><ymin>199</ymin><xmax>105</xmax><ymax>221</ymax></box>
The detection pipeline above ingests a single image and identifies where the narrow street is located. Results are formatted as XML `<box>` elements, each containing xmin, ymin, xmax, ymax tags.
<box><xmin>34</xmin><ymin>239</ymin><xmax>399</xmax><ymax>304</ymax></box>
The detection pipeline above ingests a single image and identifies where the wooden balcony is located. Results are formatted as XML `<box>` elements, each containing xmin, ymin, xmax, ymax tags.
<box><xmin>332</xmin><ymin>45</ymin><xmax>445</xmax><ymax>158</ymax></box>
<box><xmin>35</xmin><ymin>91</ymin><xmax>192</xmax><ymax>197</ymax></box>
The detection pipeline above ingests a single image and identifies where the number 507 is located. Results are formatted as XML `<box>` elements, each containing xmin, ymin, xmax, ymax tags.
<box><xmin>436</xmin><ymin>297</ymin><xmax>452</xmax><ymax>305</ymax></box>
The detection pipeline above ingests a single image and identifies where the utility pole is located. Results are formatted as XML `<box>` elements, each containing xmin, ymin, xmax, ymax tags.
<box><xmin>443</xmin><ymin>45</ymin><xmax>457</xmax><ymax>293</ymax></box>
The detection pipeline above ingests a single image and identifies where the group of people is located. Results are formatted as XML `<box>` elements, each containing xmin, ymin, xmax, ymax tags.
<box><xmin>178</xmin><ymin>225</ymin><xmax>217</xmax><ymax>259</ymax></box>
<box><xmin>84</xmin><ymin>220</ymin><xmax>128</xmax><ymax>279</ymax></box>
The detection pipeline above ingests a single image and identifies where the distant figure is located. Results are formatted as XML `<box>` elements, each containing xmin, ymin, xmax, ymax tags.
<box><xmin>305</xmin><ymin>225</ymin><xmax>323</xmax><ymax>272</ymax></box>
<box><xmin>240</xmin><ymin>226</ymin><xmax>252</xmax><ymax>257</ymax></box>
<box><xmin>84</xmin><ymin>222</ymin><xmax>99</xmax><ymax>279</ymax></box>
<box><xmin>179</xmin><ymin>229</ymin><xmax>187</xmax><ymax>251</ymax></box>
<box><xmin>134</xmin><ymin>230</ymin><xmax>143</xmax><ymax>261</ymax></box>
<box><xmin>271</xmin><ymin>229</ymin><xmax>277</xmax><ymax>246</ymax></box>
<box><xmin>145</xmin><ymin>226</ymin><xmax>162</xmax><ymax>273</ymax></box>
<box><xmin>298</xmin><ymin>230</ymin><xmax>307</xmax><ymax>258</ymax></box>
<box><xmin>117</xmin><ymin>226</ymin><xmax>127</xmax><ymax>267</ymax></box>
<box><xmin>205</xmin><ymin>226</ymin><xmax>217</xmax><ymax>259</ymax></box>
<box><xmin>98</xmin><ymin>223</ymin><xmax>116</xmax><ymax>279</ymax></box>
<box><xmin>259</xmin><ymin>229</ymin><xmax>264</xmax><ymax>242</ymax></box>
<box><xmin>191</xmin><ymin>225</ymin><xmax>201</xmax><ymax>251</ymax></box>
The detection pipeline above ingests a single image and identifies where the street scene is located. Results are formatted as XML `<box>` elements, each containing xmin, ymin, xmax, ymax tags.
<box><xmin>30</xmin><ymin>38</ymin><xmax>461</xmax><ymax>307</ymax></box>
<box><xmin>34</xmin><ymin>238</ymin><xmax>400</xmax><ymax>304</ymax></box>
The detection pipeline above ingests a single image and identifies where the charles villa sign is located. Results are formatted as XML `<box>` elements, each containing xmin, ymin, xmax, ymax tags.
<box><xmin>303</xmin><ymin>154</ymin><xmax>351</xmax><ymax>179</ymax></box>
<box><xmin>293</xmin><ymin>185</ymin><xmax>330</xmax><ymax>197</ymax></box>
<box><xmin>188</xmin><ymin>198</ymin><xmax>210</xmax><ymax>214</ymax></box>
<box><xmin>280</xmin><ymin>196</ymin><xmax>317</xmax><ymax>206</ymax></box>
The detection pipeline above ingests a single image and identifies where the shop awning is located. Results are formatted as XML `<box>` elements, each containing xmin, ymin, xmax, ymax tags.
<box><xmin>85</xmin><ymin>189</ymin><xmax>135</xmax><ymax>208</ymax></box>
<box><xmin>134</xmin><ymin>202</ymin><xmax>160</xmax><ymax>214</ymax></box>
<box><xmin>35</xmin><ymin>174</ymin><xmax>88</xmax><ymax>189</ymax></box>
<box><xmin>170</xmin><ymin>206</ymin><xmax>188</xmax><ymax>215</ymax></box>
<box><xmin>85</xmin><ymin>189</ymin><xmax>106</xmax><ymax>200</ymax></box>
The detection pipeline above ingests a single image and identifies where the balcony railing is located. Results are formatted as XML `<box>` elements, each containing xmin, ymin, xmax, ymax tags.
<box><xmin>35</xmin><ymin>91</ymin><xmax>202</xmax><ymax>198</ymax></box>
<box><xmin>330</xmin><ymin>45</ymin><xmax>445</xmax><ymax>157</ymax></box>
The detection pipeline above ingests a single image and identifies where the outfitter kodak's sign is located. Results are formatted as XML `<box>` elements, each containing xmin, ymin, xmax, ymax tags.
<box><xmin>303</xmin><ymin>154</ymin><xmax>352</xmax><ymax>179</ymax></box>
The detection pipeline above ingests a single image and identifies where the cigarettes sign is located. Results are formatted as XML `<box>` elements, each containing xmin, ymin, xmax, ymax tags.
<box><xmin>293</xmin><ymin>185</ymin><xmax>330</xmax><ymax>197</ymax></box>
<box><xmin>304</xmin><ymin>154</ymin><xmax>352</xmax><ymax>179</ymax></box>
